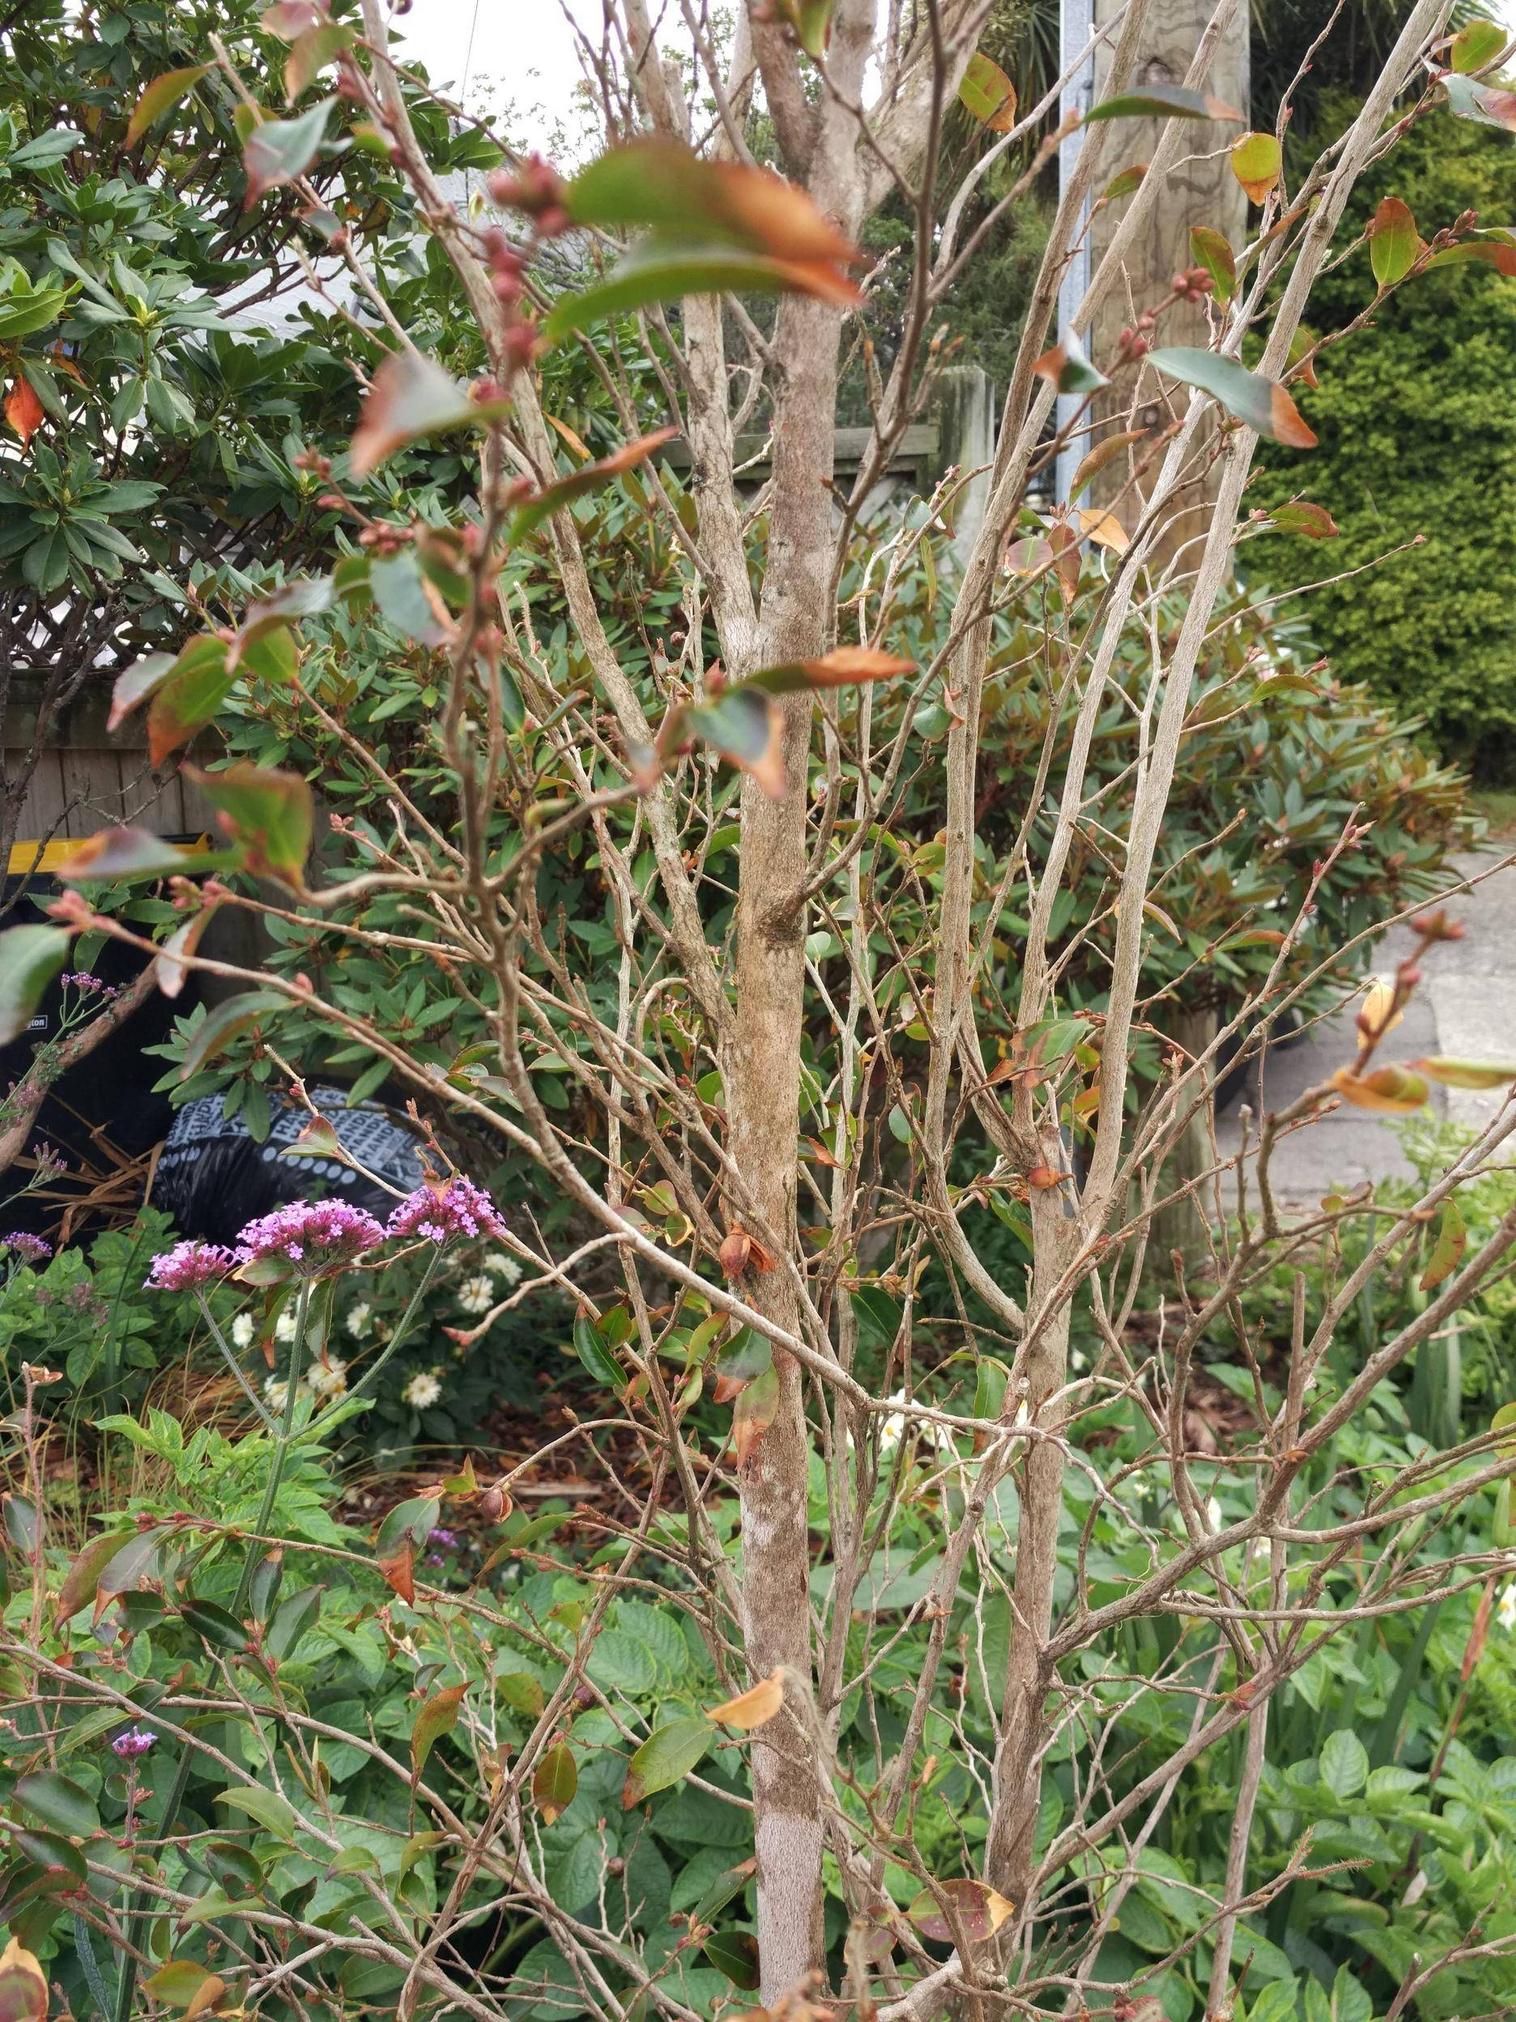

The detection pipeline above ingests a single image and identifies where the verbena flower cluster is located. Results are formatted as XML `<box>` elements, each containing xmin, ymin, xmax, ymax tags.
<box><xmin>61</xmin><ymin>971</ymin><xmax>121</xmax><ymax>999</ymax></box>
<box><xmin>143</xmin><ymin>1179</ymin><xmax>508</xmax><ymax>1294</ymax></box>
<box><xmin>111</xmin><ymin>1727</ymin><xmax>156</xmax><ymax>1758</ymax></box>
<box><xmin>145</xmin><ymin>1240</ymin><xmax>236</xmax><ymax>1290</ymax></box>
<box><xmin>387</xmin><ymin>1177</ymin><xmax>508</xmax><ymax>1245</ymax></box>
<box><xmin>234</xmin><ymin>1199</ymin><xmax>386</xmax><ymax>1274</ymax></box>
<box><xmin>2</xmin><ymin>1232</ymin><xmax>53</xmax><ymax>1266</ymax></box>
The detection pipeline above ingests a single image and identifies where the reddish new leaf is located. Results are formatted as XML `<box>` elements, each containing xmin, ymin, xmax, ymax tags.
<box><xmin>1230</xmin><ymin>130</ymin><xmax>1282</xmax><ymax>204</ymax></box>
<box><xmin>5</xmin><ymin>378</ymin><xmax>44</xmax><ymax>448</ymax></box>
<box><xmin>511</xmin><ymin>427</ymin><xmax>677</xmax><ymax>538</ymax></box>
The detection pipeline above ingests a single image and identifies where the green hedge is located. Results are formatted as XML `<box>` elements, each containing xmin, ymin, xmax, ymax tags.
<box><xmin>1252</xmin><ymin>96</ymin><xmax>1516</xmax><ymax>775</ymax></box>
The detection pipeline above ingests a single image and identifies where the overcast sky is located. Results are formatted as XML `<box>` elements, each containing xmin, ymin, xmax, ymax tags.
<box><xmin>391</xmin><ymin>0</ymin><xmax>592</xmax><ymax>142</ymax></box>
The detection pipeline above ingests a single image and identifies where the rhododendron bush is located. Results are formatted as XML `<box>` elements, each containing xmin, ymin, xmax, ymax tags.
<box><xmin>4</xmin><ymin>4</ymin><xmax>1516</xmax><ymax>2022</ymax></box>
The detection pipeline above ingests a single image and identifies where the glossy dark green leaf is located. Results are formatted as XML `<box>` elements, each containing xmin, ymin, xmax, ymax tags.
<box><xmin>1146</xmin><ymin>346</ymin><xmax>1317</xmax><ymax>449</ymax></box>
<box><xmin>703</xmin><ymin>1932</ymin><xmax>760</xmax><ymax>1989</ymax></box>
<box><xmin>265</xmin><ymin>1583</ymin><xmax>323</xmax><ymax>1660</ymax></box>
<box><xmin>12</xmin><ymin>1773</ymin><xmax>99</xmax><ymax>1841</ymax></box>
<box><xmin>572</xmin><ymin>1313</ymin><xmax>624</xmax><ymax>1389</ymax></box>
<box><xmin>178</xmin><ymin>990</ymin><xmax>288</xmax><ymax>1081</ymax></box>
<box><xmin>243</xmin><ymin>97</ymin><xmax>334</xmax><ymax>204</ymax></box>
<box><xmin>180</xmin><ymin>1598</ymin><xmax>250</xmax><ymax>1652</ymax></box>
<box><xmin>622</xmin><ymin>1717</ymin><xmax>711</xmax><ymax>1807</ymax></box>
<box><xmin>0</xmin><ymin>929</ymin><xmax>71</xmax><ymax>1046</ymax></box>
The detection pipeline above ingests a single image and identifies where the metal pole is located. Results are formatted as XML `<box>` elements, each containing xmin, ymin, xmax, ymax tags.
<box><xmin>1054</xmin><ymin>0</ymin><xmax>1095</xmax><ymax>505</ymax></box>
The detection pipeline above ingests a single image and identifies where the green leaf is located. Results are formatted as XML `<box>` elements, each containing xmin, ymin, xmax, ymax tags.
<box><xmin>1442</xmin><ymin>72</ymin><xmax>1516</xmax><ymax>132</ymax></box>
<box><xmin>1085</xmin><ymin>84</ymin><xmax>1243</xmax><ymax>123</ymax></box>
<box><xmin>544</xmin><ymin>245</ymin><xmax>859</xmax><ymax>344</ymax></box>
<box><xmin>0</xmin><ymin>288</ymin><xmax>70</xmax><ymax>343</ymax></box>
<box><xmin>572</xmin><ymin>1313</ymin><xmax>625</xmax><ymax>1389</ymax></box>
<box><xmin>498</xmin><ymin>1672</ymin><xmax>545</xmax><ymax>1717</ymax></box>
<box><xmin>1230</xmin><ymin>129</ymin><xmax>1281</xmax><ymax>203</ymax></box>
<box><xmin>411</xmin><ymin>1683</ymin><xmax>467</xmax><ymax>1777</ymax></box>
<box><xmin>622</xmin><ymin>1717</ymin><xmax>712</xmax><ymax>1807</ymax></box>
<box><xmin>183</xmin><ymin>762</ymin><xmax>314</xmax><ymax>883</ymax></box>
<box><xmin>1319</xmin><ymin>1727</ymin><xmax>1368</xmax><ymax>1800</ymax></box>
<box><xmin>1189</xmin><ymin>225</ymin><xmax>1236</xmax><ymax>303</ymax></box>
<box><xmin>1264</xmin><ymin>501</ymin><xmax>1339</xmax><ymax>538</ymax></box>
<box><xmin>243</xmin><ymin>97</ymin><xmax>334</xmax><ymax>204</ymax></box>
<box><xmin>370</xmin><ymin>550</ymin><xmax>451</xmax><ymax>647</ymax></box>
<box><xmin>711</xmin><ymin>1328</ymin><xmax>772</xmax><ymax>1404</ymax></box>
<box><xmin>349</xmin><ymin>351</ymin><xmax>513</xmax><ymax>479</ymax></box>
<box><xmin>202</xmin><ymin>1840</ymin><xmax>264</xmax><ymax>1898</ymax></box>
<box><xmin>215</xmin><ymin>1787</ymin><xmax>298</xmax><ymax>1841</ymax></box>
<box><xmin>532</xmin><ymin>1742</ymin><xmax>577</xmax><ymax>1824</ymax></box>
<box><xmin>178</xmin><ymin>990</ymin><xmax>288</xmax><ymax>1080</ymax></box>
<box><xmin>692</xmin><ymin>1856</ymin><xmax>756</xmax><ymax>1926</ymax></box>
<box><xmin>1146</xmin><ymin>346</ymin><xmax>1317</xmax><ymax>448</ymax></box>
<box><xmin>7</xmin><ymin>1827</ymin><xmax>86</xmax><ymax>1889</ymax></box>
<box><xmin>1369</xmin><ymin>197</ymin><xmax>1419</xmax><ymax>286</ymax></box>
<box><xmin>958</xmin><ymin>52</ymin><xmax>1017</xmax><ymax>132</ymax></box>
<box><xmin>54</xmin><ymin>1529</ymin><xmax>136</xmax><ymax>1625</ymax></box>
<box><xmin>1032</xmin><ymin>327</ymin><xmax>1107</xmax><ymax>395</ymax></box>
<box><xmin>126</xmin><ymin>65</ymin><xmax>212</xmax><ymax>146</ymax></box>
<box><xmin>0</xmin><ymin>926</ymin><xmax>71</xmax><ymax>1045</ymax></box>
<box><xmin>1420</xmin><ymin>1198</ymin><xmax>1467</xmax><ymax>1293</ymax></box>
<box><xmin>1451</xmin><ymin>19</ymin><xmax>1507</xmax><ymax>73</ymax></box>
<box><xmin>141</xmin><ymin>1963</ymin><xmax>224</xmax><ymax>2013</ymax></box>
<box><xmin>53</xmin><ymin>828</ymin><xmax>218</xmax><ymax>885</ymax></box>
<box><xmin>681</xmin><ymin>686</ymin><xmax>783</xmax><ymax>797</ymax></box>
<box><xmin>180</xmin><ymin>1598</ymin><xmax>250</xmax><ymax>1652</ymax></box>
<box><xmin>12</xmin><ymin>1772</ymin><xmax>99</xmax><ymax>1841</ymax></box>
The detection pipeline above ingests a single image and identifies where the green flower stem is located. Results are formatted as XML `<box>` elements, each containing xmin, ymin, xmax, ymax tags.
<box><xmin>113</xmin><ymin>1277</ymin><xmax>315</xmax><ymax>2022</ymax></box>
<box><xmin>193</xmin><ymin>1288</ymin><xmax>278</xmax><ymax>1431</ymax></box>
<box><xmin>313</xmin><ymin>1244</ymin><xmax>442</xmax><ymax>1423</ymax></box>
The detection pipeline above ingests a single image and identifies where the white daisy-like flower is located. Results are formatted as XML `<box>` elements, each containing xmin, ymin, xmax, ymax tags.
<box><xmin>1499</xmin><ymin>1582</ymin><xmax>1516</xmax><ymax>1633</ymax></box>
<box><xmin>345</xmin><ymin>1302</ymin><xmax>373</xmax><ymax>1339</ymax></box>
<box><xmin>274</xmin><ymin>1308</ymin><xmax>298</xmax><ymax>1344</ymax></box>
<box><xmin>308</xmin><ymin>1354</ymin><xmax>348</xmax><ymax>1400</ymax></box>
<box><xmin>456</xmin><ymin>1273</ymin><xmax>494</xmax><ymax>1316</ymax></box>
<box><xmin>265</xmin><ymin>1374</ymin><xmax>313</xmax><ymax>1413</ymax></box>
<box><xmin>878</xmin><ymin>1390</ymin><xmax>944</xmax><ymax>1451</ymax></box>
<box><xmin>404</xmin><ymin>1370</ymin><xmax>442</xmax><ymax>1410</ymax></box>
<box><xmin>483</xmin><ymin>1250</ymin><xmax>522</xmax><ymax>1287</ymax></box>
<box><xmin>231</xmin><ymin>1313</ymin><xmax>254</xmax><ymax>1350</ymax></box>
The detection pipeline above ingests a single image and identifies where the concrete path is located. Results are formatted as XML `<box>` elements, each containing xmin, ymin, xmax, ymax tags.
<box><xmin>1215</xmin><ymin>848</ymin><xmax>1516</xmax><ymax>1205</ymax></box>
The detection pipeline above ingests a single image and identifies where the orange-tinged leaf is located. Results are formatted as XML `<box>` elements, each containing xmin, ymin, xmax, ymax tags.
<box><xmin>566</xmin><ymin>138</ymin><xmax>857</xmax><ymax>271</ymax></box>
<box><xmin>1410</xmin><ymin>1056</ymin><xmax>1516</xmax><ymax>1088</ymax></box>
<box><xmin>5</xmin><ymin>378</ymin><xmax>44</xmax><ymax>448</ymax></box>
<box><xmin>1076</xmin><ymin>506</ymin><xmax>1129</xmax><ymax>553</ymax></box>
<box><xmin>533</xmin><ymin>1742</ymin><xmax>577</xmax><ymax>1824</ymax></box>
<box><xmin>1331</xmin><ymin>1064</ymin><xmax>1429</xmax><ymax>1114</ymax></box>
<box><xmin>732</xmin><ymin>1362</ymin><xmax>780</xmax><ymax>1464</ymax></box>
<box><xmin>1420</xmin><ymin>1198</ymin><xmax>1466</xmax><ymax>1292</ymax></box>
<box><xmin>907</xmin><ymin>1879</ymin><xmax>1015</xmax><ymax>1944</ymax></box>
<box><xmin>378</xmin><ymin>1543</ymin><xmax>415</xmax><ymax>1606</ymax></box>
<box><xmin>1103</xmin><ymin>163</ymin><xmax>1147</xmax><ymax>201</ymax></box>
<box><xmin>1032</xmin><ymin>329</ymin><xmax>1106</xmax><ymax>395</ymax></box>
<box><xmin>749</xmin><ymin>646</ymin><xmax>915</xmax><ymax>693</ymax></box>
<box><xmin>1356</xmin><ymin>977</ymin><xmax>1404</xmax><ymax>1041</ymax></box>
<box><xmin>0</xmin><ymin>1937</ymin><xmax>48</xmax><ymax>2022</ymax></box>
<box><xmin>1230</xmin><ymin>130</ymin><xmax>1282</xmax><ymax>204</ymax></box>
<box><xmin>411</xmin><ymin>1682</ymin><xmax>467</xmax><ymax>1777</ymax></box>
<box><xmin>1070</xmin><ymin>428</ymin><xmax>1149</xmax><ymax>495</ymax></box>
<box><xmin>1265</xmin><ymin>500</ymin><xmax>1339</xmax><ymax>538</ymax></box>
<box><xmin>1461</xmin><ymin>1578</ymin><xmax>1494</xmax><ymax>1679</ymax></box>
<box><xmin>511</xmin><ymin>426</ymin><xmax>677</xmax><ymax>537</ymax></box>
<box><xmin>1025</xmin><ymin>1164</ymin><xmax>1068</xmax><ymax>1190</ymax></box>
<box><xmin>126</xmin><ymin>64</ymin><xmax>211</xmax><ymax>146</ymax></box>
<box><xmin>707</xmin><ymin>1669</ymin><xmax>784</xmax><ymax>1730</ymax></box>
<box><xmin>958</xmin><ymin>52</ymin><xmax>1018</xmax><ymax>132</ymax></box>
<box><xmin>1147</xmin><ymin>346</ymin><xmax>1317</xmax><ymax>449</ymax></box>
<box><xmin>1369</xmin><ymin>196</ymin><xmax>1421</xmax><ymax>286</ymax></box>
<box><xmin>622</xmin><ymin>1717</ymin><xmax>712</xmax><ymax>1807</ymax></box>
<box><xmin>1189</xmin><ymin>224</ymin><xmax>1236</xmax><ymax>302</ymax></box>
<box><xmin>350</xmin><ymin>351</ymin><xmax>513</xmax><ymax>480</ymax></box>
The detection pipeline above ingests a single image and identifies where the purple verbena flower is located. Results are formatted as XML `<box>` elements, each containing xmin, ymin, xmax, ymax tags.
<box><xmin>234</xmin><ymin>1198</ymin><xmax>385</xmax><ymax>1277</ymax></box>
<box><xmin>387</xmin><ymin>1177</ymin><xmax>507</xmax><ymax>1246</ymax></box>
<box><xmin>61</xmin><ymin>972</ymin><xmax>120</xmax><ymax>1000</ymax></box>
<box><xmin>428</xmin><ymin>1526</ymin><xmax>459</xmax><ymax>1548</ymax></box>
<box><xmin>145</xmin><ymin>1240</ymin><xmax>236</xmax><ymax>1291</ymax></box>
<box><xmin>2</xmin><ymin>1232</ymin><xmax>52</xmax><ymax>1266</ymax></box>
<box><xmin>111</xmin><ymin>1727</ymin><xmax>156</xmax><ymax>1759</ymax></box>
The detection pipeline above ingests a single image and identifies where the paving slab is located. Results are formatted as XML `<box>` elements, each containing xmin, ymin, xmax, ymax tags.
<box><xmin>1215</xmin><ymin>848</ymin><xmax>1516</xmax><ymax>1205</ymax></box>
